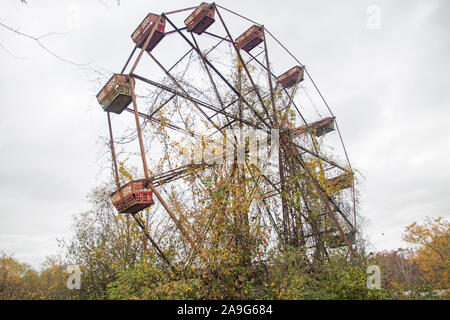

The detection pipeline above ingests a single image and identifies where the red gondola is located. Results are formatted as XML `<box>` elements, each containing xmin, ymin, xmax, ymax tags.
<box><xmin>277</xmin><ymin>66</ymin><xmax>304</xmax><ymax>89</ymax></box>
<box><xmin>110</xmin><ymin>179</ymin><xmax>154</xmax><ymax>214</ymax></box>
<box><xmin>185</xmin><ymin>2</ymin><xmax>215</xmax><ymax>35</ymax></box>
<box><xmin>236</xmin><ymin>25</ymin><xmax>263</xmax><ymax>52</ymax></box>
<box><xmin>131</xmin><ymin>13</ymin><xmax>166</xmax><ymax>52</ymax></box>
<box><xmin>96</xmin><ymin>74</ymin><xmax>132</xmax><ymax>114</ymax></box>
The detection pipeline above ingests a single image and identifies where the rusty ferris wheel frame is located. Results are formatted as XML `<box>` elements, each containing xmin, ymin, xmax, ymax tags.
<box><xmin>98</xmin><ymin>3</ymin><xmax>359</xmax><ymax>273</ymax></box>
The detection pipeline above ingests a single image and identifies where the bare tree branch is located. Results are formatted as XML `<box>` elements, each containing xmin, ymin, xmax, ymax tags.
<box><xmin>97</xmin><ymin>0</ymin><xmax>121</xmax><ymax>8</ymax></box>
<box><xmin>0</xmin><ymin>21</ymin><xmax>90</xmax><ymax>66</ymax></box>
<box><xmin>0</xmin><ymin>42</ymin><xmax>27</xmax><ymax>59</ymax></box>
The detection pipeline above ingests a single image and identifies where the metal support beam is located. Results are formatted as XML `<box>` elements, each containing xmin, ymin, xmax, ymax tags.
<box><xmin>129</xmin><ymin>15</ymin><xmax>162</xmax><ymax>74</ymax></box>
<box><xmin>214</xmin><ymin>4</ymin><xmax>274</xmax><ymax>127</ymax></box>
<box><xmin>129</xmin><ymin>76</ymin><xmax>200</xmax><ymax>255</ymax></box>
<box><xmin>294</xmin><ymin>152</ymin><xmax>357</xmax><ymax>258</ymax></box>
<box><xmin>161</xmin><ymin>13</ymin><xmax>272</xmax><ymax>129</ymax></box>
<box><xmin>131</xmin><ymin>73</ymin><xmax>259</xmax><ymax>128</ymax></box>
<box><xmin>129</xmin><ymin>77</ymin><xmax>150</xmax><ymax>181</ymax></box>
<box><xmin>132</xmin><ymin>213</ymin><xmax>178</xmax><ymax>274</ymax></box>
<box><xmin>148</xmin><ymin>93</ymin><xmax>176</xmax><ymax>119</ymax></box>
<box><xmin>107</xmin><ymin>112</ymin><xmax>120</xmax><ymax>188</ymax></box>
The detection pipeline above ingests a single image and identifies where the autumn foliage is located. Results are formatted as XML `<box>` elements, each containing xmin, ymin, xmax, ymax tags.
<box><xmin>403</xmin><ymin>217</ymin><xmax>449</xmax><ymax>293</ymax></box>
<box><xmin>2</xmin><ymin>190</ymin><xmax>448</xmax><ymax>300</ymax></box>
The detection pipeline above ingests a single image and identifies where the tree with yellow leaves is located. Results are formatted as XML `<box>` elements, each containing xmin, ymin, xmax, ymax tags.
<box><xmin>403</xmin><ymin>216</ymin><xmax>449</xmax><ymax>292</ymax></box>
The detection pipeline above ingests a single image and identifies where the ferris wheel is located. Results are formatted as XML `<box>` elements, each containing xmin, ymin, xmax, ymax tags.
<box><xmin>96</xmin><ymin>2</ymin><xmax>358</xmax><ymax>271</ymax></box>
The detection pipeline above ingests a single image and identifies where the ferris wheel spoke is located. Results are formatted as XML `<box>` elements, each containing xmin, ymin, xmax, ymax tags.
<box><xmin>262</xmin><ymin>27</ymin><xmax>279</xmax><ymax>127</ymax></box>
<box><xmin>123</xmin><ymin>107</ymin><xmax>198</xmax><ymax>138</ymax></box>
<box><xmin>167</xmin><ymin>48</ymin><xmax>193</xmax><ymax>73</ymax></box>
<box><xmin>290</xmin><ymin>141</ymin><xmax>349</xmax><ymax>173</ymax></box>
<box><xmin>244</xmin><ymin>49</ymin><xmax>309</xmax><ymax>126</ymax></box>
<box><xmin>209</xmin><ymin>87</ymin><xmax>255</xmax><ymax>119</ymax></box>
<box><xmin>147</xmin><ymin>93</ymin><xmax>176</xmax><ymax>119</ymax></box>
<box><xmin>190</xmin><ymin>33</ymin><xmax>227</xmax><ymax>118</ymax></box>
<box><xmin>131</xmin><ymin>73</ymin><xmax>260</xmax><ymax>129</ymax></box>
<box><xmin>286</xmin><ymin>143</ymin><xmax>357</xmax><ymax>236</ymax></box>
<box><xmin>163</xmin><ymin>12</ymin><xmax>272</xmax><ymax>129</ymax></box>
<box><xmin>147</xmin><ymin>52</ymin><xmax>219</xmax><ymax>130</ymax></box>
<box><xmin>214</xmin><ymin>5</ymin><xmax>273</xmax><ymax>127</ymax></box>
<box><xmin>120</xmin><ymin>44</ymin><xmax>138</xmax><ymax>74</ymax></box>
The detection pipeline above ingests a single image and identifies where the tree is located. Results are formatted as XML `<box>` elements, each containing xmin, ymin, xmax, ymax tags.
<box><xmin>60</xmin><ymin>181</ymin><xmax>161</xmax><ymax>299</ymax></box>
<box><xmin>371</xmin><ymin>248</ymin><xmax>423</xmax><ymax>295</ymax></box>
<box><xmin>403</xmin><ymin>216</ymin><xmax>449</xmax><ymax>292</ymax></box>
<box><xmin>0</xmin><ymin>252</ymin><xmax>70</xmax><ymax>299</ymax></box>
<box><xmin>0</xmin><ymin>252</ymin><xmax>31</xmax><ymax>299</ymax></box>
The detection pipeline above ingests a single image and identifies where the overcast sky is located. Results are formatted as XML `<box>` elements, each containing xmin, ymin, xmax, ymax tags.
<box><xmin>0</xmin><ymin>0</ymin><xmax>449</xmax><ymax>269</ymax></box>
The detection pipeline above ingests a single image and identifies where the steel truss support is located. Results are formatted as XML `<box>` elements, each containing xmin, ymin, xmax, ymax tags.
<box><xmin>161</xmin><ymin>12</ymin><xmax>272</xmax><ymax>129</ymax></box>
<box><xmin>132</xmin><ymin>213</ymin><xmax>178</xmax><ymax>274</ymax></box>
<box><xmin>214</xmin><ymin>4</ymin><xmax>274</xmax><ymax>127</ymax></box>
<box><xmin>129</xmin><ymin>74</ymin><xmax>201</xmax><ymax>258</ymax></box>
<box><xmin>294</xmin><ymin>151</ymin><xmax>357</xmax><ymax>258</ymax></box>
<box><xmin>130</xmin><ymin>73</ymin><xmax>259</xmax><ymax>129</ymax></box>
<box><xmin>106</xmin><ymin>90</ymin><xmax>180</xmax><ymax>270</ymax></box>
